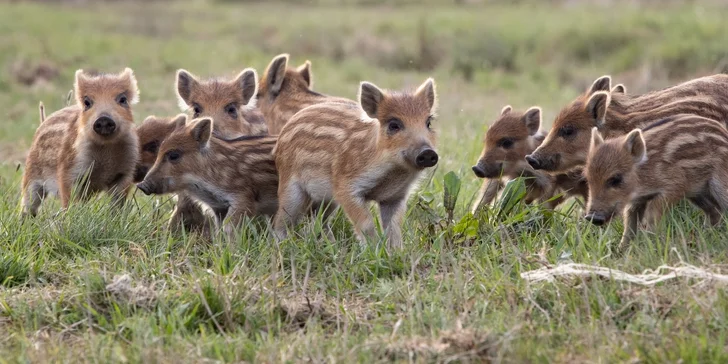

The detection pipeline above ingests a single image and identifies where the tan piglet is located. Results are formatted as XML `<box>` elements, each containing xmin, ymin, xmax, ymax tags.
<box><xmin>273</xmin><ymin>78</ymin><xmax>439</xmax><ymax>249</ymax></box>
<box><xmin>22</xmin><ymin>68</ymin><xmax>140</xmax><ymax>216</ymax></box>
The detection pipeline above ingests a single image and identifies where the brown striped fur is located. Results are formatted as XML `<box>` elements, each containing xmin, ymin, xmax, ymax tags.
<box><xmin>176</xmin><ymin>68</ymin><xmax>267</xmax><ymax>138</ymax></box>
<box><xmin>137</xmin><ymin>117</ymin><xmax>278</xmax><ymax>237</ymax></box>
<box><xmin>134</xmin><ymin>114</ymin><xmax>186</xmax><ymax>183</ymax></box>
<box><xmin>471</xmin><ymin>106</ymin><xmax>587</xmax><ymax>212</ymax></box>
<box><xmin>21</xmin><ymin>68</ymin><xmax>140</xmax><ymax>217</ymax></box>
<box><xmin>257</xmin><ymin>54</ymin><xmax>354</xmax><ymax>134</ymax></box>
<box><xmin>273</xmin><ymin>78</ymin><xmax>438</xmax><ymax>249</ymax></box>
<box><xmin>527</xmin><ymin>74</ymin><xmax>728</xmax><ymax>173</ymax></box>
<box><xmin>134</xmin><ymin>114</ymin><xmax>216</xmax><ymax>235</ymax></box>
<box><xmin>171</xmin><ymin>67</ymin><xmax>269</xmax><ymax>234</ymax></box>
<box><xmin>584</xmin><ymin>115</ymin><xmax>728</xmax><ymax>249</ymax></box>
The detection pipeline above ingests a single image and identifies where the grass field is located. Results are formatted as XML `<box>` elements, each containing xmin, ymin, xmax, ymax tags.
<box><xmin>3</xmin><ymin>1</ymin><xmax>728</xmax><ymax>362</ymax></box>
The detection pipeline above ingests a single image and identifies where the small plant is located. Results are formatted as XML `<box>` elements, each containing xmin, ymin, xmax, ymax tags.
<box><xmin>443</xmin><ymin>171</ymin><xmax>461</xmax><ymax>223</ymax></box>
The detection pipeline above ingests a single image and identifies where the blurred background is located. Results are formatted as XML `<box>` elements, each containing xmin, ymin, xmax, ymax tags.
<box><xmin>2</xmin><ymin>0</ymin><xmax>728</xmax><ymax>198</ymax></box>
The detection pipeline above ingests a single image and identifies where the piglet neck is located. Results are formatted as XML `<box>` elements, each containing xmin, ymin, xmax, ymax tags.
<box><xmin>303</xmin><ymin>91</ymin><xmax>330</xmax><ymax>105</ymax></box>
<box><xmin>603</xmin><ymin>99</ymin><xmax>632</xmax><ymax>133</ymax></box>
<box><xmin>202</xmin><ymin>140</ymin><xmax>226</xmax><ymax>160</ymax></box>
<box><xmin>370</xmin><ymin>128</ymin><xmax>392</xmax><ymax>163</ymax></box>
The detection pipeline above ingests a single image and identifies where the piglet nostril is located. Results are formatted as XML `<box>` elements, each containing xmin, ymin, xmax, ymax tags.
<box><xmin>472</xmin><ymin>165</ymin><xmax>486</xmax><ymax>178</ymax></box>
<box><xmin>136</xmin><ymin>182</ymin><xmax>152</xmax><ymax>196</ymax></box>
<box><xmin>416</xmin><ymin>149</ymin><xmax>438</xmax><ymax>168</ymax></box>
<box><xmin>584</xmin><ymin>213</ymin><xmax>606</xmax><ymax>226</ymax></box>
<box><xmin>525</xmin><ymin>155</ymin><xmax>541</xmax><ymax>169</ymax></box>
<box><xmin>93</xmin><ymin>116</ymin><xmax>116</xmax><ymax>136</ymax></box>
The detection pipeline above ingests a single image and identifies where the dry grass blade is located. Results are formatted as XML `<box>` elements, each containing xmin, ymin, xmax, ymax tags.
<box><xmin>521</xmin><ymin>263</ymin><xmax>728</xmax><ymax>285</ymax></box>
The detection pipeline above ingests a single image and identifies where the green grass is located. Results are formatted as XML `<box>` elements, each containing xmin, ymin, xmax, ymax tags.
<box><xmin>2</xmin><ymin>1</ymin><xmax>728</xmax><ymax>362</ymax></box>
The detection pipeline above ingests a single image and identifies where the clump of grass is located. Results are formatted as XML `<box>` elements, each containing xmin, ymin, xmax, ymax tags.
<box><xmin>0</xmin><ymin>253</ymin><xmax>31</xmax><ymax>287</ymax></box>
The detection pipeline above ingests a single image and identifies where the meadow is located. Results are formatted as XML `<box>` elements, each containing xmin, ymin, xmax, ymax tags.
<box><xmin>2</xmin><ymin>0</ymin><xmax>728</xmax><ymax>362</ymax></box>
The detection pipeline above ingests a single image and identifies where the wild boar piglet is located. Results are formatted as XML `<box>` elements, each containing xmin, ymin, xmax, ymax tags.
<box><xmin>167</xmin><ymin>67</ymin><xmax>268</xmax><ymax>234</ymax></box>
<box><xmin>273</xmin><ymin>78</ymin><xmax>440</xmax><ymax>249</ymax></box>
<box><xmin>257</xmin><ymin>53</ymin><xmax>355</xmax><ymax>134</ymax></box>
<box><xmin>134</xmin><ymin>114</ymin><xmax>215</xmax><ymax>235</ymax></box>
<box><xmin>137</xmin><ymin>117</ymin><xmax>278</xmax><ymax>238</ymax></box>
<box><xmin>584</xmin><ymin>115</ymin><xmax>728</xmax><ymax>248</ymax></box>
<box><xmin>176</xmin><ymin>67</ymin><xmax>267</xmax><ymax>138</ymax></box>
<box><xmin>22</xmin><ymin>68</ymin><xmax>140</xmax><ymax>216</ymax></box>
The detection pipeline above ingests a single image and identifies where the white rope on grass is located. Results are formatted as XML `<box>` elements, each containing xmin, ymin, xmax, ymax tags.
<box><xmin>521</xmin><ymin>263</ymin><xmax>728</xmax><ymax>285</ymax></box>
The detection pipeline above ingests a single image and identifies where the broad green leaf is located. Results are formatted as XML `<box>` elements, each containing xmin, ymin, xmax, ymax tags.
<box><xmin>443</xmin><ymin>171</ymin><xmax>461</xmax><ymax>219</ymax></box>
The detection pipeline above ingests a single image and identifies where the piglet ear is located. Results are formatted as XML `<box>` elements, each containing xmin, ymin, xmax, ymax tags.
<box><xmin>265</xmin><ymin>53</ymin><xmax>289</xmax><ymax>96</ymax></box>
<box><xmin>359</xmin><ymin>81</ymin><xmax>385</xmax><ymax>119</ymax></box>
<box><xmin>190</xmin><ymin>117</ymin><xmax>213</xmax><ymax>149</ymax></box>
<box><xmin>611</xmin><ymin>84</ymin><xmax>626</xmax><ymax>94</ymax></box>
<box><xmin>589</xmin><ymin>75</ymin><xmax>612</xmax><ymax>95</ymax></box>
<box><xmin>120</xmin><ymin>68</ymin><xmax>140</xmax><ymax>104</ymax></box>
<box><xmin>590</xmin><ymin>127</ymin><xmax>604</xmax><ymax>153</ymax></box>
<box><xmin>172</xmin><ymin>113</ymin><xmax>188</xmax><ymax>130</ymax></box>
<box><xmin>236</xmin><ymin>68</ymin><xmax>258</xmax><ymax>110</ymax></box>
<box><xmin>416</xmin><ymin>78</ymin><xmax>438</xmax><ymax>115</ymax></box>
<box><xmin>73</xmin><ymin>69</ymin><xmax>87</xmax><ymax>105</ymax></box>
<box><xmin>297</xmin><ymin>60</ymin><xmax>312</xmax><ymax>88</ymax></box>
<box><xmin>585</xmin><ymin>91</ymin><xmax>611</xmax><ymax>128</ymax></box>
<box><xmin>624</xmin><ymin>129</ymin><xmax>646</xmax><ymax>163</ymax></box>
<box><xmin>500</xmin><ymin>105</ymin><xmax>512</xmax><ymax>116</ymax></box>
<box><xmin>176</xmin><ymin>69</ymin><xmax>198</xmax><ymax>111</ymax></box>
<box><xmin>522</xmin><ymin>107</ymin><xmax>542</xmax><ymax>136</ymax></box>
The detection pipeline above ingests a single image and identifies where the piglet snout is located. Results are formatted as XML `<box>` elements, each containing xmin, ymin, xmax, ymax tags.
<box><xmin>415</xmin><ymin>149</ymin><xmax>438</xmax><ymax>168</ymax></box>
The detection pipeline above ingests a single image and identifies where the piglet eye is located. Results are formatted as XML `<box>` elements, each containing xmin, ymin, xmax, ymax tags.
<box><xmin>192</xmin><ymin>105</ymin><xmax>202</xmax><ymax>118</ymax></box>
<box><xmin>225</xmin><ymin>104</ymin><xmax>238</xmax><ymax>118</ymax></box>
<box><xmin>166</xmin><ymin>150</ymin><xmax>182</xmax><ymax>162</ymax></box>
<box><xmin>387</xmin><ymin>118</ymin><xmax>403</xmax><ymax>134</ymax></box>
<box><xmin>83</xmin><ymin>97</ymin><xmax>93</xmax><ymax>110</ymax></box>
<box><xmin>117</xmin><ymin>94</ymin><xmax>128</xmax><ymax>106</ymax></box>
<box><xmin>559</xmin><ymin>126</ymin><xmax>575</xmax><ymax>138</ymax></box>
<box><xmin>499</xmin><ymin>138</ymin><xmax>514</xmax><ymax>149</ymax></box>
<box><xmin>142</xmin><ymin>141</ymin><xmax>159</xmax><ymax>154</ymax></box>
<box><xmin>426</xmin><ymin>116</ymin><xmax>433</xmax><ymax>130</ymax></box>
<box><xmin>606</xmin><ymin>174</ymin><xmax>623</xmax><ymax>188</ymax></box>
